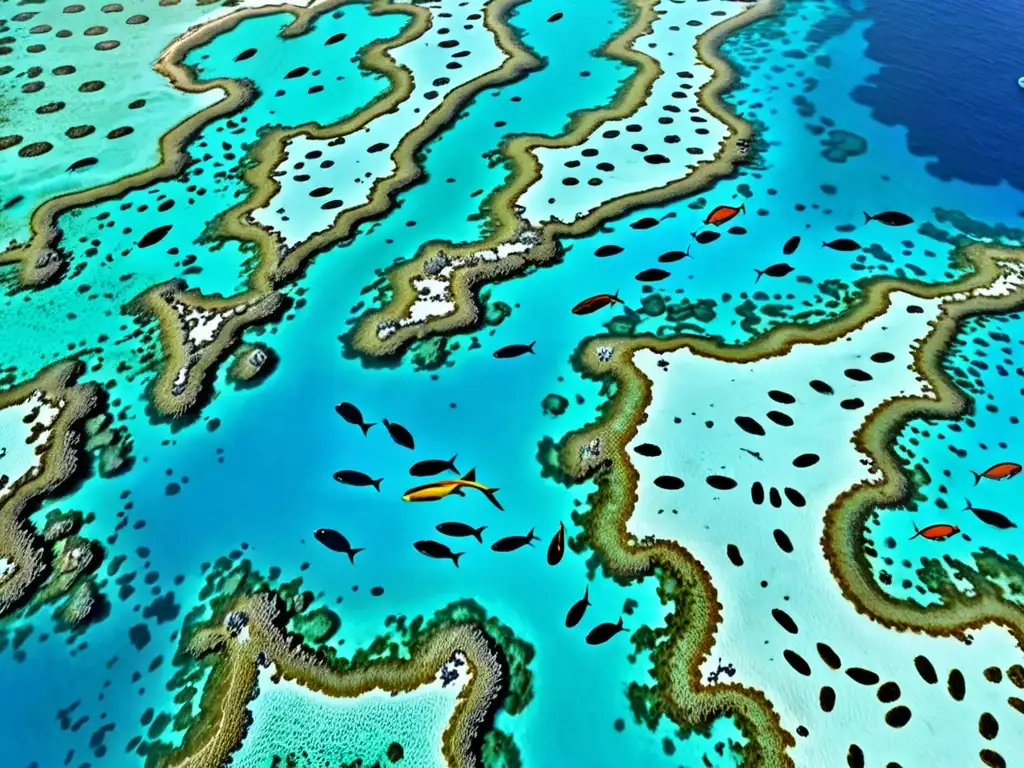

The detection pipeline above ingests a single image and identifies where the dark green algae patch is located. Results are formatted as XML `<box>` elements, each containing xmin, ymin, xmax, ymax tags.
<box><xmin>141</xmin><ymin>556</ymin><xmax>534</xmax><ymax>767</ymax></box>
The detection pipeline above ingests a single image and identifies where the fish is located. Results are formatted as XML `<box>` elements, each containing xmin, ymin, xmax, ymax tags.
<box><xmin>970</xmin><ymin>462</ymin><xmax>1022</xmax><ymax>485</ymax></box>
<box><xmin>594</xmin><ymin>244</ymin><xmax>623</xmax><ymax>257</ymax></box>
<box><xmin>631</xmin><ymin>217</ymin><xmax>659</xmax><ymax>229</ymax></box>
<box><xmin>403</xmin><ymin>468</ymin><xmax>503</xmax><ymax>511</ymax></box>
<box><xmin>383</xmin><ymin>419</ymin><xmax>415</xmax><ymax>450</ymax></box>
<box><xmin>313</xmin><ymin>528</ymin><xmax>364</xmax><ymax>563</ymax></box>
<box><xmin>754</xmin><ymin>263</ymin><xmax>794</xmax><ymax>282</ymax></box>
<box><xmin>909</xmin><ymin>522</ymin><xmax>960</xmax><ymax>542</ymax></box>
<box><xmin>692</xmin><ymin>230</ymin><xmax>721</xmax><ymax>245</ymax></box>
<box><xmin>741</xmin><ymin>448</ymin><xmax>763</xmax><ymax>461</ymax></box>
<box><xmin>333</xmin><ymin>470</ymin><xmax>382</xmax><ymax>492</ymax></box>
<box><xmin>783</xmin><ymin>235</ymin><xmax>801</xmax><ymax>255</ymax></box>
<box><xmin>822</xmin><ymin>238</ymin><xmax>861</xmax><ymax>252</ymax></box>
<box><xmin>704</xmin><ymin>204</ymin><xmax>745</xmax><ymax>227</ymax></box>
<box><xmin>572</xmin><ymin>290</ymin><xmax>624</xmax><ymax>315</ymax></box>
<box><xmin>585</xmin><ymin>617</ymin><xmax>626</xmax><ymax>645</ymax></box>
<box><xmin>658</xmin><ymin>246</ymin><xmax>691</xmax><ymax>263</ymax></box>
<box><xmin>864</xmin><ymin>211</ymin><xmax>914</xmax><ymax>227</ymax></box>
<box><xmin>565</xmin><ymin>586</ymin><xmax>591</xmax><ymax>628</ymax></box>
<box><xmin>435</xmin><ymin>521</ymin><xmax>487</xmax><ymax>542</ymax></box>
<box><xmin>547</xmin><ymin>522</ymin><xmax>565</xmax><ymax>565</ymax></box>
<box><xmin>409</xmin><ymin>455</ymin><xmax>460</xmax><ymax>477</ymax></box>
<box><xmin>635</xmin><ymin>268</ymin><xmax>670</xmax><ymax>282</ymax></box>
<box><xmin>965</xmin><ymin>499</ymin><xmax>1016</xmax><ymax>530</ymax></box>
<box><xmin>494</xmin><ymin>342</ymin><xmax>535</xmax><ymax>359</ymax></box>
<box><xmin>490</xmin><ymin>527</ymin><xmax>539</xmax><ymax>552</ymax></box>
<box><xmin>335</xmin><ymin>402</ymin><xmax>375</xmax><ymax>435</ymax></box>
<box><xmin>414</xmin><ymin>539</ymin><xmax>463</xmax><ymax>567</ymax></box>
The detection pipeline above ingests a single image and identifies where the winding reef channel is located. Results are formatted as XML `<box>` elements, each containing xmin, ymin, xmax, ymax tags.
<box><xmin>4</xmin><ymin>0</ymin><xmax>1024</xmax><ymax>765</ymax></box>
<box><xmin>557</xmin><ymin>245</ymin><xmax>1024</xmax><ymax>767</ymax></box>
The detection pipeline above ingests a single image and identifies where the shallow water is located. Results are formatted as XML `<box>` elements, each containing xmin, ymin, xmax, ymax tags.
<box><xmin>1</xmin><ymin>0</ymin><xmax>1023</xmax><ymax>765</ymax></box>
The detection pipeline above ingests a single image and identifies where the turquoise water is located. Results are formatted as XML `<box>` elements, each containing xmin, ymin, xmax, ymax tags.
<box><xmin>1</xmin><ymin>0</ymin><xmax>1023</xmax><ymax>765</ymax></box>
<box><xmin>866</xmin><ymin>309</ymin><xmax>1024</xmax><ymax>606</ymax></box>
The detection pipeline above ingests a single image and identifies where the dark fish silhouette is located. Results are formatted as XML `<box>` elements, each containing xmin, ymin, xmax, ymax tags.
<box><xmin>325</xmin><ymin>32</ymin><xmax>346</xmax><ymax>45</ymax></box>
<box><xmin>333</xmin><ymin>470</ymin><xmax>382</xmax><ymax>491</ymax></box>
<box><xmin>313</xmin><ymin>528</ymin><xmax>364</xmax><ymax>563</ymax></box>
<box><xmin>822</xmin><ymin>238</ymin><xmax>860</xmax><ymax>252</ymax></box>
<box><xmin>414</xmin><ymin>539</ymin><xmax>463</xmax><ymax>567</ymax></box>
<box><xmin>971</xmin><ymin>462</ymin><xmax>1022</xmax><ymax>485</ymax></box>
<box><xmin>138</xmin><ymin>225</ymin><xmax>172</xmax><ymax>248</ymax></box>
<box><xmin>783</xmin><ymin>236</ymin><xmax>801</xmax><ymax>255</ymax></box>
<box><xmin>755</xmin><ymin>263</ymin><xmax>794</xmax><ymax>282</ymax></box>
<box><xmin>436</xmin><ymin>521</ymin><xmax>487</xmax><ymax>542</ymax></box>
<box><xmin>631</xmin><ymin>216</ymin><xmax>659</xmax><ymax>229</ymax></box>
<box><xmin>547</xmin><ymin>522</ymin><xmax>565</xmax><ymax>565</ymax></box>
<box><xmin>864</xmin><ymin>211</ymin><xmax>913</xmax><ymax>227</ymax></box>
<box><xmin>383</xmin><ymin>419</ymin><xmax>414</xmax><ymax>449</ymax></box>
<box><xmin>494</xmin><ymin>342</ymin><xmax>535</xmax><ymax>359</ymax></box>
<box><xmin>635</xmin><ymin>268</ymin><xmax>670</xmax><ymax>282</ymax></box>
<box><xmin>594</xmin><ymin>244</ymin><xmax>623</xmax><ymax>257</ymax></box>
<box><xmin>491</xmin><ymin>527</ymin><xmax>539</xmax><ymax>552</ymax></box>
<box><xmin>704</xmin><ymin>204</ymin><xmax>744</xmax><ymax>226</ymax></box>
<box><xmin>547</xmin><ymin>11</ymin><xmax>563</xmax><ymax>21</ymax></box>
<box><xmin>335</xmin><ymin>402</ymin><xmax>375</xmax><ymax>435</ymax></box>
<box><xmin>410</xmin><ymin>455</ymin><xmax>460</xmax><ymax>477</ymax></box>
<box><xmin>692</xmin><ymin>230</ymin><xmax>721</xmax><ymax>245</ymax></box>
<box><xmin>235</xmin><ymin>48</ymin><xmax>257</xmax><ymax>61</ymax></box>
<box><xmin>585</xmin><ymin>617</ymin><xmax>626</xmax><ymax>645</ymax></box>
<box><xmin>565</xmin><ymin>586</ymin><xmax>591</xmax><ymax>628</ymax></box>
<box><xmin>572</xmin><ymin>291</ymin><xmax>624</xmax><ymax>315</ymax></box>
<box><xmin>965</xmin><ymin>499</ymin><xmax>1016</xmax><ymax>530</ymax></box>
<box><xmin>658</xmin><ymin>246</ymin><xmax>691</xmax><ymax>263</ymax></box>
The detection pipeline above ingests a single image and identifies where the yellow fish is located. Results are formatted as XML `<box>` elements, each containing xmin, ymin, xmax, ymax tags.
<box><xmin>402</xmin><ymin>468</ymin><xmax>503</xmax><ymax>511</ymax></box>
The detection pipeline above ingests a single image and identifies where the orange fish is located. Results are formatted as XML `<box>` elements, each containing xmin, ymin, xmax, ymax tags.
<box><xmin>909</xmin><ymin>522</ymin><xmax>960</xmax><ymax>542</ymax></box>
<box><xmin>971</xmin><ymin>462</ymin><xmax>1022</xmax><ymax>485</ymax></box>
<box><xmin>572</xmin><ymin>290</ymin><xmax>623</xmax><ymax>315</ymax></box>
<box><xmin>704</xmin><ymin>203</ymin><xmax>745</xmax><ymax>227</ymax></box>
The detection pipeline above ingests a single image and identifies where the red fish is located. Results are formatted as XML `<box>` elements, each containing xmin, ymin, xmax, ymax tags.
<box><xmin>971</xmin><ymin>462</ymin><xmax>1022</xmax><ymax>485</ymax></box>
<box><xmin>909</xmin><ymin>522</ymin><xmax>960</xmax><ymax>542</ymax></box>
<box><xmin>572</xmin><ymin>290</ymin><xmax>624</xmax><ymax>315</ymax></box>
<box><xmin>704</xmin><ymin>204</ymin><xmax>745</xmax><ymax>227</ymax></box>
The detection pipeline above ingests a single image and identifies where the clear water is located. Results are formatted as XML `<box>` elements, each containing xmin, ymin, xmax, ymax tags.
<box><xmin>1</xmin><ymin>0</ymin><xmax>1022</xmax><ymax>765</ymax></box>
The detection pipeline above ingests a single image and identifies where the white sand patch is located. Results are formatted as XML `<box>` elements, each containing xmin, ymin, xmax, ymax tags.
<box><xmin>626</xmin><ymin>291</ymin><xmax>1021</xmax><ymax>767</ymax></box>
<box><xmin>234</xmin><ymin>652</ymin><xmax>471</xmax><ymax>768</ymax></box>
<box><xmin>0</xmin><ymin>391</ymin><xmax>61</xmax><ymax>504</ymax></box>
<box><xmin>253</xmin><ymin>0</ymin><xmax>508</xmax><ymax>249</ymax></box>
<box><xmin>518</xmin><ymin>0</ymin><xmax>753</xmax><ymax>227</ymax></box>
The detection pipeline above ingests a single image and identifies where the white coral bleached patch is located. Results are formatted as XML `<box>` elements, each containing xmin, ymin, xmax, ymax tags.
<box><xmin>377</xmin><ymin>232</ymin><xmax>540</xmax><ymax>339</ymax></box>
<box><xmin>626</xmin><ymin>291</ymin><xmax>1021</xmax><ymax>767</ymax></box>
<box><xmin>947</xmin><ymin>259</ymin><xmax>1024</xmax><ymax>300</ymax></box>
<box><xmin>0</xmin><ymin>557</ymin><xmax>15</xmax><ymax>582</ymax></box>
<box><xmin>0</xmin><ymin>391</ymin><xmax>61</xmax><ymax>504</ymax></box>
<box><xmin>167</xmin><ymin>297</ymin><xmax>262</xmax><ymax>396</ymax></box>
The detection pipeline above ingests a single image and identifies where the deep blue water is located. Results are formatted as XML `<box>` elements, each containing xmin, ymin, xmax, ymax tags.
<box><xmin>855</xmin><ymin>0</ymin><xmax>1024</xmax><ymax>193</ymax></box>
